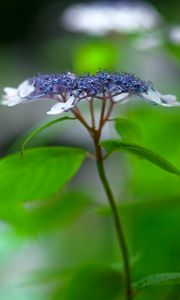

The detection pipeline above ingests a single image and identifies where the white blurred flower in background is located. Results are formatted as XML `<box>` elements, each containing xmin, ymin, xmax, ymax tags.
<box><xmin>61</xmin><ymin>1</ymin><xmax>162</xmax><ymax>36</ymax></box>
<box><xmin>168</xmin><ymin>25</ymin><xmax>180</xmax><ymax>45</ymax></box>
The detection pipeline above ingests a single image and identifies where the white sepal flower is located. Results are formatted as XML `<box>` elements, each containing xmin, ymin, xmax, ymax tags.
<box><xmin>2</xmin><ymin>88</ymin><xmax>21</xmax><ymax>106</ymax></box>
<box><xmin>112</xmin><ymin>92</ymin><xmax>130</xmax><ymax>103</ymax></box>
<box><xmin>47</xmin><ymin>96</ymin><xmax>75</xmax><ymax>115</ymax></box>
<box><xmin>2</xmin><ymin>80</ymin><xmax>34</xmax><ymax>106</ymax></box>
<box><xmin>159</xmin><ymin>95</ymin><xmax>180</xmax><ymax>107</ymax></box>
<box><xmin>141</xmin><ymin>88</ymin><xmax>180</xmax><ymax>107</ymax></box>
<box><xmin>141</xmin><ymin>89</ymin><xmax>162</xmax><ymax>104</ymax></box>
<box><xmin>17</xmin><ymin>80</ymin><xmax>34</xmax><ymax>98</ymax></box>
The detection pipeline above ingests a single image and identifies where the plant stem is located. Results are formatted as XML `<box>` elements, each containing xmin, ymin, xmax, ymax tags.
<box><xmin>89</xmin><ymin>98</ymin><xmax>96</xmax><ymax>129</ymax></box>
<box><xmin>94</xmin><ymin>140</ymin><xmax>132</xmax><ymax>300</ymax></box>
<box><xmin>98</xmin><ymin>94</ymin><xmax>107</xmax><ymax>130</ymax></box>
<box><xmin>72</xmin><ymin>108</ymin><xmax>91</xmax><ymax>131</ymax></box>
<box><xmin>72</xmin><ymin>100</ymin><xmax>132</xmax><ymax>299</ymax></box>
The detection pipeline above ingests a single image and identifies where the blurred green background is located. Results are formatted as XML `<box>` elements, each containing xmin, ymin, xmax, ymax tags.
<box><xmin>0</xmin><ymin>0</ymin><xmax>180</xmax><ymax>299</ymax></box>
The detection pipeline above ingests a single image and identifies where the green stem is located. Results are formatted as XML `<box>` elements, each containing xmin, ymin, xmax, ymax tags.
<box><xmin>73</xmin><ymin>101</ymin><xmax>132</xmax><ymax>299</ymax></box>
<box><xmin>94</xmin><ymin>141</ymin><xmax>132</xmax><ymax>300</ymax></box>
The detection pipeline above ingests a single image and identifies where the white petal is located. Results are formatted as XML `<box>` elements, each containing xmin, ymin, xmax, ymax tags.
<box><xmin>7</xmin><ymin>97</ymin><xmax>23</xmax><ymax>106</ymax></box>
<box><xmin>2</xmin><ymin>81</ymin><xmax>34</xmax><ymax>107</ymax></box>
<box><xmin>47</xmin><ymin>97</ymin><xmax>75</xmax><ymax>115</ymax></box>
<box><xmin>160</xmin><ymin>94</ymin><xmax>180</xmax><ymax>107</ymax></box>
<box><xmin>66</xmin><ymin>95</ymin><xmax>75</xmax><ymax>106</ymax></box>
<box><xmin>1</xmin><ymin>99</ymin><xmax>10</xmax><ymax>105</ymax></box>
<box><xmin>112</xmin><ymin>92</ymin><xmax>130</xmax><ymax>102</ymax></box>
<box><xmin>162</xmin><ymin>94</ymin><xmax>176</xmax><ymax>102</ymax></box>
<box><xmin>141</xmin><ymin>89</ymin><xmax>162</xmax><ymax>104</ymax></box>
<box><xmin>141</xmin><ymin>89</ymin><xmax>180</xmax><ymax>107</ymax></box>
<box><xmin>1</xmin><ymin>87</ymin><xmax>22</xmax><ymax>106</ymax></box>
<box><xmin>18</xmin><ymin>80</ymin><xmax>34</xmax><ymax>98</ymax></box>
<box><xmin>8</xmin><ymin>100</ymin><xmax>22</xmax><ymax>107</ymax></box>
<box><xmin>2</xmin><ymin>97</ymin><xmax>22</xmax><ymax>106</ymax></box>
<box><xmin>46</xmin><ymin>103</ymin><xmax>67</xmax><ymax>115</ymax></box>
<box><xmin>3</xmin><ymin>87</ymin><xmax>18</xmax><ymax>96</ymax></box>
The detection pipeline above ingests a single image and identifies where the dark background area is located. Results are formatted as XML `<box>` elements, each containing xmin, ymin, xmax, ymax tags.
<box><xmin>0</xmin><ymin>0</ymin><xmax>179</xmax><ymax>43</ymax></box>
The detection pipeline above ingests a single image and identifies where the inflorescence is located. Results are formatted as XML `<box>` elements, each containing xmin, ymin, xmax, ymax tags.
<box><xmin>2</xmin><ymin>71</ymin><xmax>179</xmax><ymax>115</ymax></box>
<box><xmin>31</xmin><ymin>71</ymin><xmax>149</xmax><ymax>97</ymax></box>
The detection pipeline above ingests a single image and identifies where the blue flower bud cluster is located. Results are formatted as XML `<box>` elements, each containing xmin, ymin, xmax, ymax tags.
<box><xmin>30</xmin><ymin>71</ymin><xmax>150</xmax><ymax>99</ymax></box>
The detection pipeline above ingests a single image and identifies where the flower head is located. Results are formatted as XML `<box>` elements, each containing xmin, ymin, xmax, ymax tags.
<box><xmin>2</xmin><ymin>71</ymin><xmax>179</xmax><ymax>115</ymax></box>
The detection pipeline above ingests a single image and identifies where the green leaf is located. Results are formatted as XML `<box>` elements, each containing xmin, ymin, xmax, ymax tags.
<box><xmin>114</xmin><ymin>118</ymin><xmax>142</xmax><ymax>143</ymax></box>
<box><xmin>101</xmin><ymin>139</ymin><xmax>180</xmax><ymax>175</ymax></box>
<box><xmin>0</xmin><ymin>147</ymin><xmax>85</xmax><ymax>203</ymax></box>
<box><xmin>26</xmin><ymin>268</ymin><xmax>71</xmax><ymax>287</ymax></box>
<box><xmin>26</xmin><ymin>191</ymin><xmax>92</xmax><ymax>233</ymax></box>
<box><xmin>0</xmin><ymin>191</ymin><xmax>91</xmax><ymax>233</ymax></box>
<box><xmin>53</xmin><ymin>264</ymin><xmax>122</xmax><ymax>300</ymax></box>
<box><xmin>134</xmin><ymin>272</ymin><xmax>180</xmax><ymax>289</ymax></box>
<box><xmin>21</xmin><ymin>116</ymin><xmax>75</xmax><ymax>155</ymax></box>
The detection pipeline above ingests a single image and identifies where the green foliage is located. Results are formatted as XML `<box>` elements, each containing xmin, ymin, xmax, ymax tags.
<box><xmin>166</xmin><ymin>43</ymin><xmax>180</xmax><ymax>62</ymax></box>
<box><xmin>114</xmin><ymin>117</ymin><xmax>142</xmax><ymax>143</ymax></box>
<box><xmin>96</xmin><ymin>195</ymin><xmax>180</xmax><ymax>299</ymax></box>
<box><xmin>134</xmin><ymin>272</ymin><xmax>180</xmax><ymax>289</ymax></box>
<box><xmin>101</xmin><ymin>139</ymin><xmax>180</xmax><ymax>175</ymax></box>
<box><xmin>125</xmin><ymin>107</ymin><xmax>180</xmax><ymax>200</ymax></box>
<box><xmin>26</xmin><ymin>191</ymin><xmax>92</xmax><ymax>233</ymax></box>
<box><xmin>0</xmin><ymin>147</ymin><xmax>85</xmax><ymax>203</ymax></box>
<box><xmin>53</xmin><ymin>264</ymin><xmax>122</xmax><ymax>300</ymax></box>
<box><xmin>0</xmin><ymin>191</ymin><xmax>91</xmax><ymax>235</ymax></box>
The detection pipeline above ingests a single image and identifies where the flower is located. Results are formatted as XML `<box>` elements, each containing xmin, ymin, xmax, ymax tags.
<box><xmin>169</xmin><ymin>25</ymin><xmax>180</xmax><ymax>45</ymax></box>
<box><xmin>46</xmin><ymin>96</ymin><xmax>75</xmax><ymax>115</ymax></box>
<box><xmin>2</xmin><ymin>71</ymin><xmax>179</xmax><ymax>115</ymax></box>
<box><xmin>141</xmin><ymin>89</ymin><xmax>180</xmax><ymax>107</ymax></box>
<box><xmin>61</xmin><ymin>1</ymin><xmax>161</xmax><ymax>36</ymax></box>
<box><xmin>2</xmin><ymin>72</ymin><xmax>79</xmax><ymax>114</ymax></box>
<box><xmin>2</xmin><ymin>80</ymin><xmax>35</xmax><ymax>106</ymax></box>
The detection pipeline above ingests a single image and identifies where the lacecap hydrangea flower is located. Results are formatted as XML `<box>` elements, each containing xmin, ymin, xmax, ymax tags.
<box><xmin>2</xmin><ymin>71</ymin><xmax>179</xmax><ymax>114</ymax></box>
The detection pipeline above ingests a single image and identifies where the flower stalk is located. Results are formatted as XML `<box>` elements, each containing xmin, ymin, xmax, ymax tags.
<box><xmin>95</xmin><ymin>142</ymin><xmax>132</xmax><ymax>300</ymax></box>
<box><xmin>73</xmin><ymin>98</ymin><xmax>132</xmax><ymax>300</ymax></box>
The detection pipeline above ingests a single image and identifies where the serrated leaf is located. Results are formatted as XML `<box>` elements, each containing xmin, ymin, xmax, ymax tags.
<box><xmin>134</xmin><ymin>272</ymin><xmax>180</xmax><ymax>289</ymax></box>
<box><xmin>101</xmin><ymin>140</ymin><xmax>180</xmax><ymax>175</ymax></box>
<box><xmin>114</xmin><ymin>118</ymin><xmax>142</xmax><ymax>143</ymax></box>
<box><xmin>0</xmin><ymin>147</ymin><xmax>85</xmax><ymax>203</ymax></box>
<box><xmin>21</xmin><ymin>116</ymin><xmax>75</xmax><ymax>155</ymax></box>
